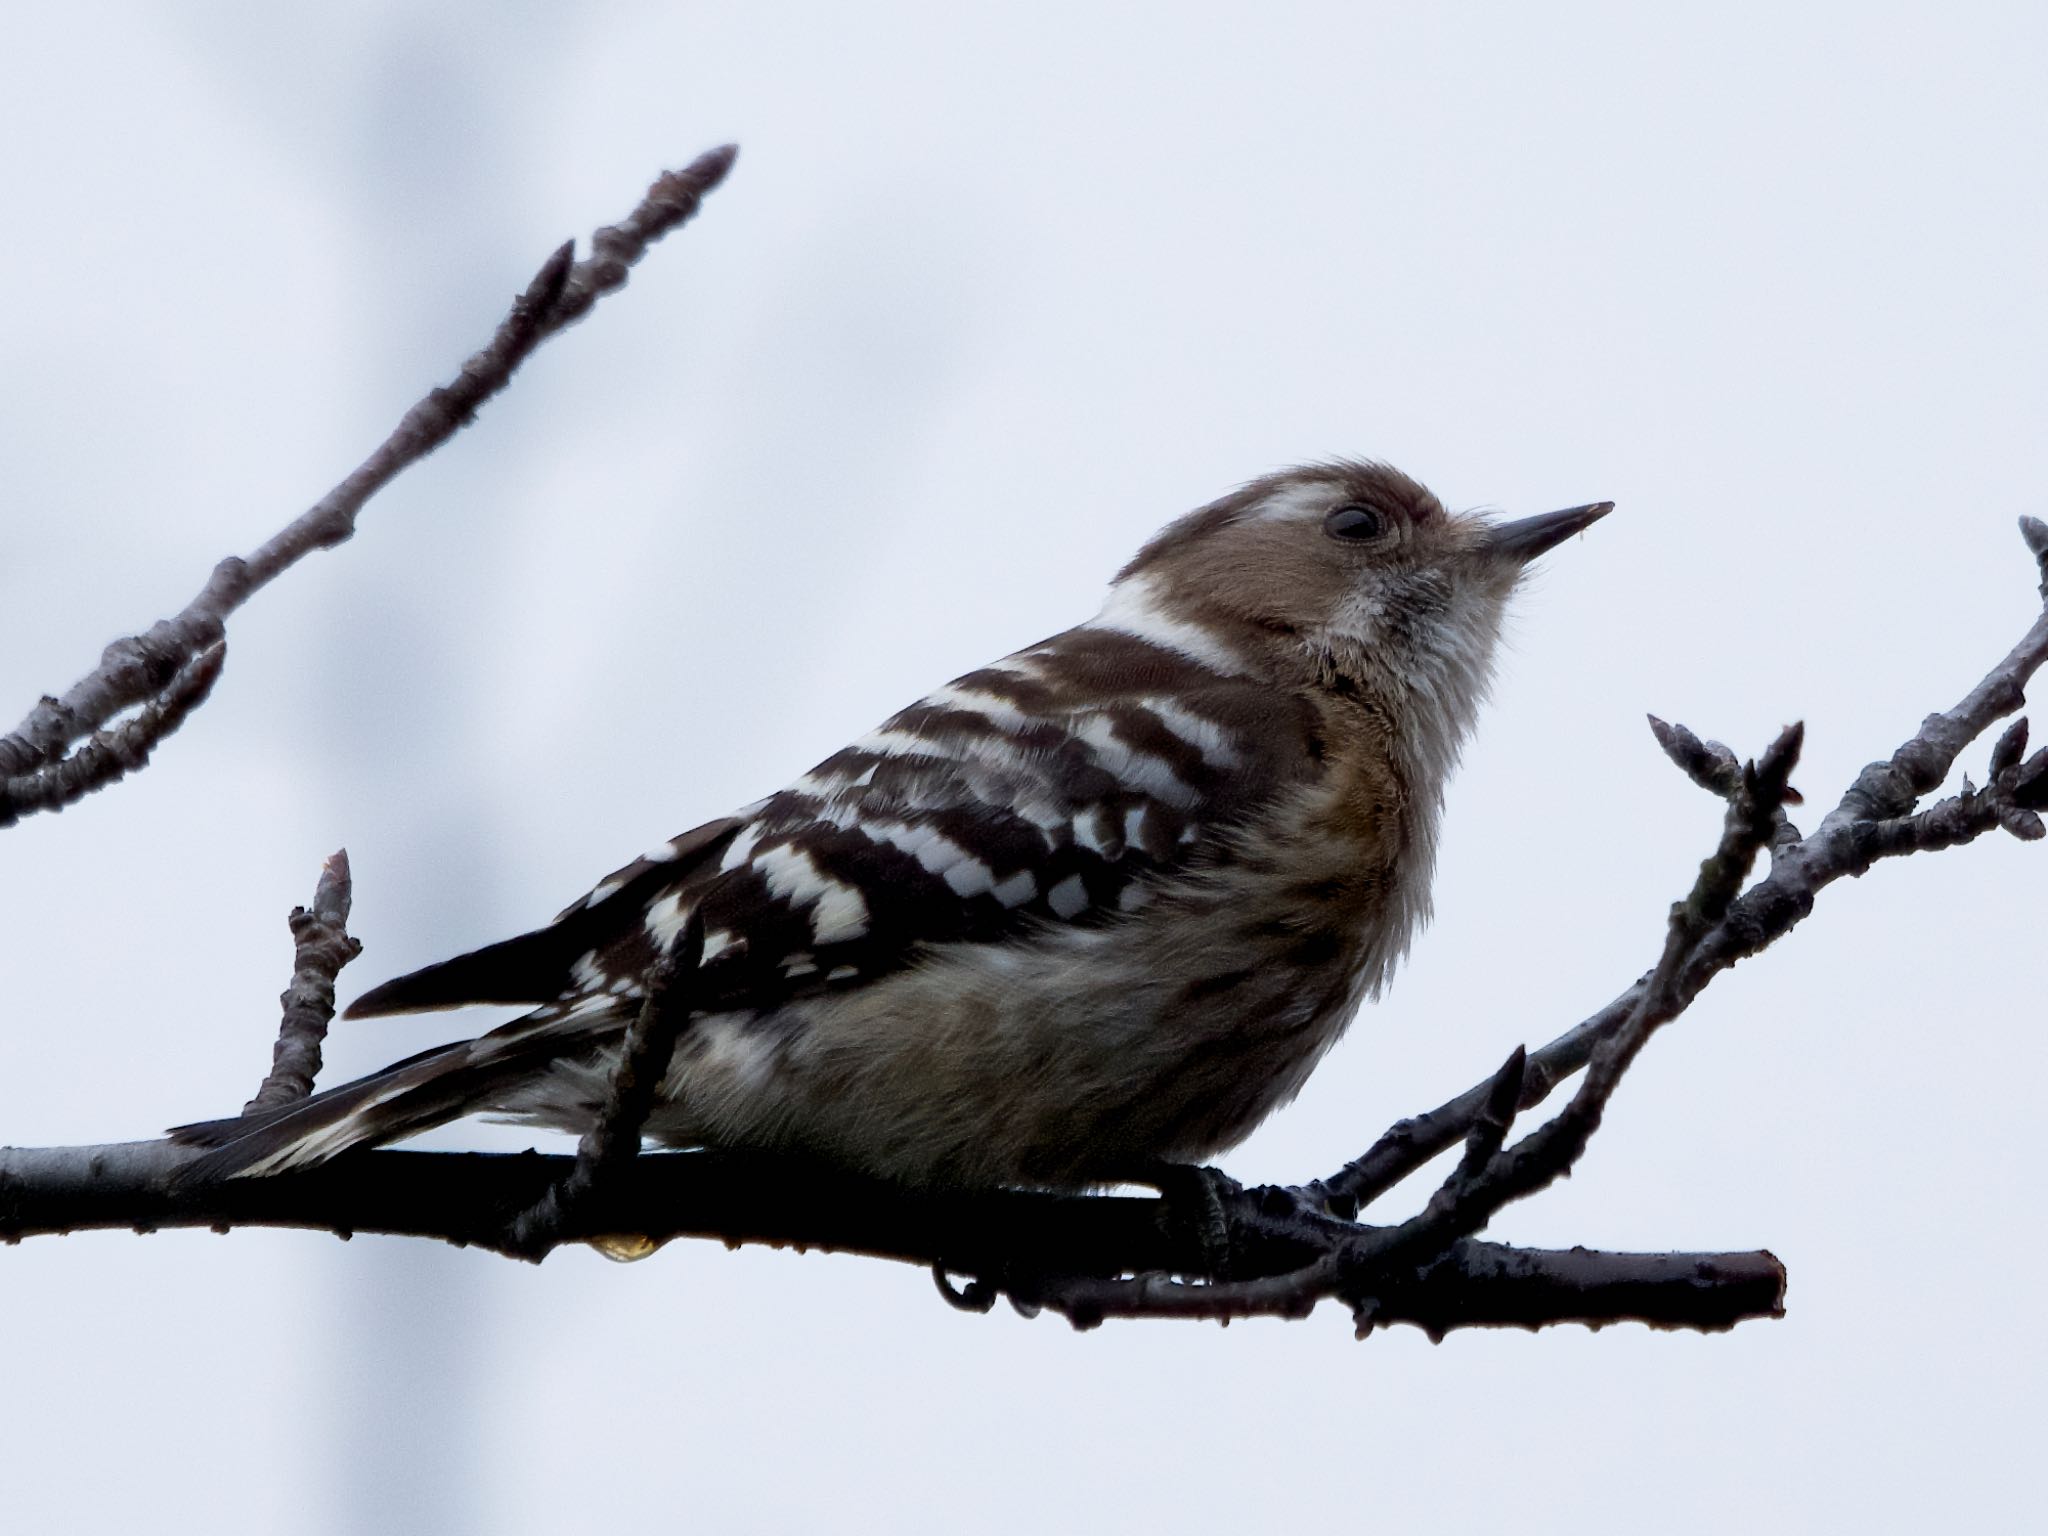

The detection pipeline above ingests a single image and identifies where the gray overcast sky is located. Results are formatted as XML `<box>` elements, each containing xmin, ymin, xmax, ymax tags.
<box><xmin>3</xmin><ymin>3</ymin><xmax>2044</xmax><ymax>1531</ymax></box>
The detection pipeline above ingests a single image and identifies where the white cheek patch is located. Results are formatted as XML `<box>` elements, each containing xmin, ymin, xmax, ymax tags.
<box><xmin>1323</xmin><ymin>588</ymin><xmax>1390</xmax><ymax>651</ymax></box>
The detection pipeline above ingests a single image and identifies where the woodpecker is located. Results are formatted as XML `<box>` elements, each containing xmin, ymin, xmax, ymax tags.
<box><xmin>177</xmin><ymin>462</ymin><xmax>1608</xmax><ymax>1187</ymax></box>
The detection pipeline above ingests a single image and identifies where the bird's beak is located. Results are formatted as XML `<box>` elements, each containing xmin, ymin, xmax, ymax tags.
<box><xmin>1484</xmin><ymin>502</ymin><xmax>1614</xmax><ymax>565</ymax></box>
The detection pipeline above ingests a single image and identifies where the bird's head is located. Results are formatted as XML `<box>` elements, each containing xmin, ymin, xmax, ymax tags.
<box><xmin>1110</xmin><ymin>460</ymin><xmax>1610</xmax><ymax>775</ymax></box>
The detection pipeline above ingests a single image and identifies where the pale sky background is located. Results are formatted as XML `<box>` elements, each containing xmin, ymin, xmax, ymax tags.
<box><xmin>3</xmin><ymin>4</ymin><xmax>2044</xmax><ymax>1532</ymax></box>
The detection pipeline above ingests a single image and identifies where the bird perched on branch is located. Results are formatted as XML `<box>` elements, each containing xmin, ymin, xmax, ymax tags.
<box><xmin>178</xmin><ymin>462</ymin><xmax>1608</xmax><ymax>1188</ymax></box>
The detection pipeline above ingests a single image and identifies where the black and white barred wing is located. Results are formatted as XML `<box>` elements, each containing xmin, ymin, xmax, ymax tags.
<box><xmin>342</xmin><ymin>813</ymin><xmax>747</xmax><ymax>1018</ymax></box>
<box><xmin>360</xmin><ymin>612</ymin><xmax>1318</xmax><ymax>1022</ymax></box>
<box><xmin>636</xmin><ymin>622</ymin><xmax>1317</xmax><ymax>1012</ymax></box>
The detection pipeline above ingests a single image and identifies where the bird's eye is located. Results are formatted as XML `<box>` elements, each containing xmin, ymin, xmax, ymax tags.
<box><xmin>1324</xmin><ymin>505</ymin><xmax>1387</xmax><ymax>542</ymax></box>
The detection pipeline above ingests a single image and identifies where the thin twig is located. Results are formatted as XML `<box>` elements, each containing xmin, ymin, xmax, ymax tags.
<box><xmin>1222</xmin><ymin>723</ymin><xmax>1797</xmax><ymax>1333</ymax></box>
<box><xmin>0</xmin><ymin>643</ymin><xmax>225</xmax><ymax>828</ymax></box>
<box><xmin>243</xmin><ymin>850</ymin><xmax>362</xmax><ymax>1113</ymax></box>
<box><xmin>2020</xmin><ymin>515</ymin><xmax>2048</xmax><ymax>600</ymax></box>
<box><xmin>1408</xmin><ymin>1045</ymin><xmax>1528</xmax><ymax>1232</ymax></box>
<box><xmin>1440</xmin><ymin>725</ymin><xmax>1801</xmax><ymax>1221</ymax></box>
<box><xmin>1649</xmin><ymin>711</ymin><xmax>1804</xmax><ymax>853</ymax></box>
<box><xmin>503</xmin><ymin>917</ymin><xmax>705</xmax><ymax>1259</ymax></box>
<box><xmin>0</xmin><ymin>145</ymin><xmax>739</xmax><ymax>828</ymax></box>
<box><xmin>1647</xmin><ymin>714</ymin><xmax>1743</xmax><ymax>797</ymax></box>
<box><xmin>1821</xmin><ymin>534</ymin><xmax>2048</xmax><ymax>832</ymax></box>
<box><xmin>1326</xmin><ymin>520</ymin><xmax>2048</xmax><ymax>1213</ymax></box>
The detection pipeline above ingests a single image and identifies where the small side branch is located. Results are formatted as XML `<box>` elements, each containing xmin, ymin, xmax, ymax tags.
<box><xmin>1326</xmin><ymin>518</ymin><xmax>2048</xmax><ymax>1214</ymax></box>
<box><xmin>504</xmin><ymin>918</ymin><xmax>705</xmax><ymax>1259</ymax></box>
<box><xmin>243</xmin><ymin>851</ymin><xmax>362</xmax><ymax>1113</ymax></box>
<box><xmin>1451</xmin><ymin>725</ymin><xmax>1800</xmax><ymax>1221</ymax></box>
<box><xmin>0</xmin><ymin>643</ymin><xmax>225</xmax><ymax>828</ymax></box>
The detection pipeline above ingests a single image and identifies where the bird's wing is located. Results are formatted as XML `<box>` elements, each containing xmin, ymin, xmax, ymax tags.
<box><xmin>345</xmin><ymin>814</ymin><xmax>745</xmax><ymax>1016</ymax></box>
<box><xmin>348</xmin><ymin>621</ymin><xmax>1323</xmax><ymax>1021</ymax></box>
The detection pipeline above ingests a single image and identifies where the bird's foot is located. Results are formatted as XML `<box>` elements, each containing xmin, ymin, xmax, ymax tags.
<box><xmin>1129</xmin><ymin>1160</ymin><xmax>1242</xmax><ymax>1278</ymax></box>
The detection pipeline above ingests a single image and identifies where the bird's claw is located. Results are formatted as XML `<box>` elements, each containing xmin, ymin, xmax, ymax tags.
<box><xmin>1138</xmin><ymin>1161</ymin><xmax>1242</xmax><ymax>1277</ymax></box>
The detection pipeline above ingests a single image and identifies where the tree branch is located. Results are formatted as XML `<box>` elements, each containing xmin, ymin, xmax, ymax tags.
<box><xmin>0</xmin><ymin>1140</ymin><xmax>1783</xmax><ymax>1337</ymax></box>
<box><xmin>0</xmin><ymin>642</ymin><xmax>226</xmax><ymax>827</ymax></box>
<box><xmin>1324</xmin><ymin>518</ymin><xmax>2048</xmax><ymax>1215</ymax></box>
<box><xmin>0</xmin><ymin>144</ymin><xmax>739</xmax><ymax>830</ymax></box>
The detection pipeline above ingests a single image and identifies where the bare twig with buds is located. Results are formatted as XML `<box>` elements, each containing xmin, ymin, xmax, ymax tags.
<box><xmin>1323</xmin><ymin>520</ymin><xmax>2048</xmax><ymax>1222</ymax></box>
<box><xmin>503</xmin><ymin>918</ymin><xmax>706</xmax><ymax>1259</ymax></box>
<box><xmin>243</xmin><ymin>851</ymin><xmax>364</xmax><ymax>1114</ymax></box>
<box><xmin>0</xmin><ymin>145</ymin><xmax>738</xmax><ymax>833</ymax></box>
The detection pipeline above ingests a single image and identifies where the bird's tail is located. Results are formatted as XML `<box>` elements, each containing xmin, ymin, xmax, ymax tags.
<box><xmin>169</xmin><ymin>1002</ymin><xmax>622</xmax><ymax>1181</ymax></box>
<box><xmin>169</xmin><ymin>818</ymin><xmax>739</xmax><ymax>1179</ymax></box>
